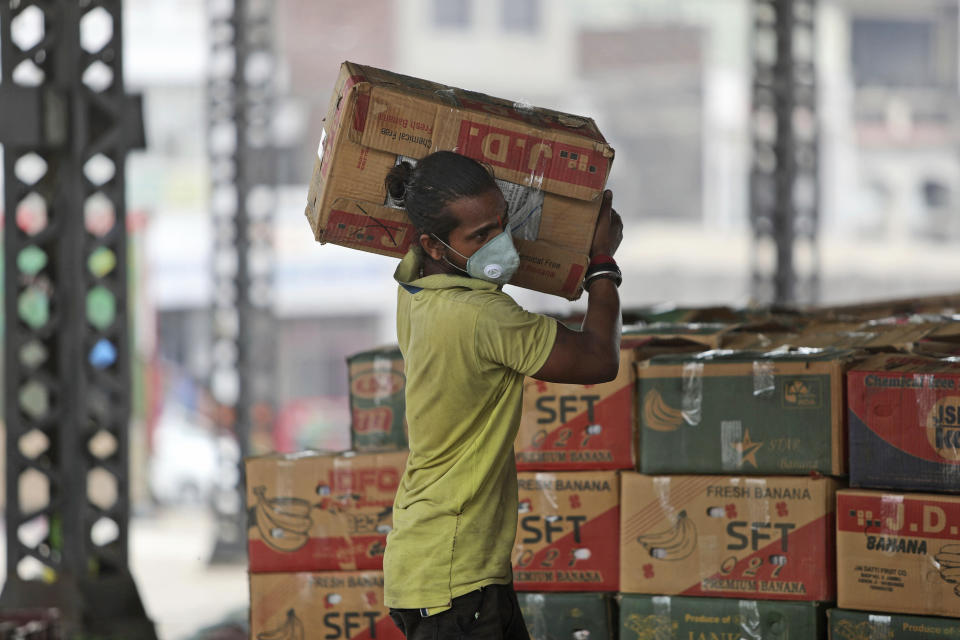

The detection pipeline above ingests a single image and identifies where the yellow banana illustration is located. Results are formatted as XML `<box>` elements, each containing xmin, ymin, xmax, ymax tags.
<box><xmin>254</xmin><ymin>486</ymin><xmax>312</xmax><ymax>552</ymax></box>
<box><xmin>257</xmin><ymin>609</ymin><xmax>305</xmax><ymax>640</ymax></box>
<box><xmin>642</xmin><ymin>389</ymin><xmax>684</xmax><ymax>432</ymax></box>
<box><xmin>636</xmin><ymin>510</ymin><xmax>697</xmax><ymax>561</ymax></box>
<box><xmin>832</xmin><ymin>620</ymin><xmax>890</xmax><ymax>640</ymax></box>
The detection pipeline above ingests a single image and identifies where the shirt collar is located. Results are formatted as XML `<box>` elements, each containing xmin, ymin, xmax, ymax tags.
<box><xmin>394</xmin><ymin>249</ymin><xmax>499</xmax><ymax>292</ymax></box>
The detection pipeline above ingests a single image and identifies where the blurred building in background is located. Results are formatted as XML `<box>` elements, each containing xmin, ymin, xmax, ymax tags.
<box><xmin>5</xmin><ymin>0</ymin><xmax>957</xmax><ymax>489</ymax></box>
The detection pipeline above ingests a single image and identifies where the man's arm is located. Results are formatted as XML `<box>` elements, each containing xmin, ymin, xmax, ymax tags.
<box><xmin>533</xmin><ymin>190</ymin><xmax>623</xmax><ymax>384</ymax></box>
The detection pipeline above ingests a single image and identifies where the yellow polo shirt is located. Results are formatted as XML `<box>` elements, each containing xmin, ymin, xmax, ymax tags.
<box><xmin>383</xmin><ymin>250</ymin><xmax>557</xmax><ymax>612</ymax></box>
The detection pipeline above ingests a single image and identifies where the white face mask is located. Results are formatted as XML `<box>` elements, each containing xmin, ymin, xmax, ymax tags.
<box><xmin>432</xmin><ymin>230</ymin><xmax>521</xmax><ymax>285</ymax></box>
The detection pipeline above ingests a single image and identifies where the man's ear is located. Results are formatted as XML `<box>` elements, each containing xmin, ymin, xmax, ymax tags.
<box><xmin>420</xmin><ymin>233</ymin><xmax>446</xmax><ymax>262</ymax></box>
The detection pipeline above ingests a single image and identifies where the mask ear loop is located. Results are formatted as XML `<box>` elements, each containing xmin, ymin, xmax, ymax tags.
<box><xmin>431</xmin><ymin>234</ymin><xmax>470</xmax><ymax>276</ymax></box>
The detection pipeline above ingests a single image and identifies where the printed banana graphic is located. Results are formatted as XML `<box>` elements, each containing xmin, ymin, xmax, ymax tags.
<box><xmin>254</xmin><ymin>486</ymin><xmax>313</xmax><ymax>552</ymax></box>
<box><xmin>636</xmin><ymin>510</ymin><xmax>697</xmax><ymax>561</ymax></box>
<box><xmin>832</xmin><ymin>619</ymin><xmax>892</xmax><ymax>640</ymax></box>
<box><xmin>257</xmin><ymin>609</ymin><xmax>305</xmax><ymax>640</ymax></box>
<box><xmin>642</xmin><ymin>389</ymin><xmax>684</xmax><ymax>432</ymax></box>
<box><xmin>936</xmin><ymin>544</ymin><xmax>960</xmax><ymax>596</ymax></box>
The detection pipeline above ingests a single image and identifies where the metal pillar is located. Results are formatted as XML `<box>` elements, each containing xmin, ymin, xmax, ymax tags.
<box><xmin>0</xmin><ymin>1</ymin><xmax>153</xmax><ymax>637</ymax></box>
<box><xmin>749</xmin><ymin>0</ymin><xmax>820</xmax><ymax>306</ymax></box>
<box><xmin>207</xmin><ymin>0</ymin><xmax>277</xmax><ymax>563</ymax></box>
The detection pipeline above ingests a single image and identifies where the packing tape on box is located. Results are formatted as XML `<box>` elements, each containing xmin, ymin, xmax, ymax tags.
<box><xmin>915</xmin><ymin>373</ymin><xmax>936</xmax><ymax>432</ymax></box>
<box><xmin>739</xmin><ymin>600</ymin><xmax>762</xmax><ymax>639</ymax></box>
<box><xmin>651</xmin><ymin>595</ymin><xmax>671</xmax><ymax>627</ymax></box>
<box><xmin>721</xmin><ymin>419</ymin><xmax>745</xmax><ymax>470</ymax></box>
<box><xmin>867</xmin><ymin>614</ymin><xmax>892</xmax><ymax>636</ymax></box>
<box><xmin>752</xmin><ymin>360</ymin><xmax>776</xmax><ymax>397</ymax></box>
<box><xmin>681</xmin><ymin>362</ymin><xmax>703</xmax><ymax>426</ymax></box>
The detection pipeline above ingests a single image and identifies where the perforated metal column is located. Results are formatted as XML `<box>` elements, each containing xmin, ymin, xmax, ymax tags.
<box><xmin>207</xmin><ymin>0</ymin><xmax>277</xmax><ymax>563</ymax></box>
<box><xmin>0</xmin><ymin>1</ymin><xmax>153</xmax><ymax>636</ymax></box>
<box><xmin>749</xmin><ymin>0</ymin><xmax>820</xmax><ymax>306</ymax></box>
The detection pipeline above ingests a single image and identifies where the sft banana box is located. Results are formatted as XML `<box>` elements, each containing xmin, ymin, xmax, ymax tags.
<box><xmin>829</xmin><ymin>608</ymin><xmax>960</xmax><ymax>639</ymax></box>
<box><xmin>245</xmin><ymin>450</ymin><xmax>407</xmax><ymax>573</ymax></box>
<box><xmin>638</xmin><ymin>348</ymin><xmax>854</xmax><ymax>476</ymax></box>
<box><xmin>513</xmin><ymin>471</ymin><xmax>619</xmax><ymax>592</ymax></box>
<box><xmin>837</xmin><ymin>489</ymin><xmax>960</xmax><ymax>619</ymax></box>
<box><xmin>250</xmin><ymin>571</ymin><xmax>402</xmax><ymax>640</ymax></box>
<box><xmin>620</xmin><ymin>473</ymin><xmax>839</xmax><ymax>601</ymax></box>
<box><xmin>305</xmin><ymin>61</ymin><xmax>615</xmax><ymax>300</ymax></box>
<box><xmin>517</xmin><ymin>593</ymin><xmax>614</xmax><ymax>640</ymax></box>
<box><xmin>848</xmin><ymin>353</ymin><xmax>960</xmax><ymax>493</ymax></box>
<box><xmin>347</xmin><ymin>346</ymin><xmax>408</xmax><ymax>452</ymax></box>
<box><xmin>619</xmin><ymin>595</ymin><xmax>826</xmax><ymax>640</ymax></box>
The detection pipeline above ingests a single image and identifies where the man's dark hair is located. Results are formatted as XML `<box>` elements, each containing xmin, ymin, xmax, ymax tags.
<box><xmin>384</xmin><ymin>151</ymin><xmax>498</xmax><ymax>242</ymax></box>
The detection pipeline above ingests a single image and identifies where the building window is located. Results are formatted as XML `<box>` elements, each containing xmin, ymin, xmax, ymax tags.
<box><xmin>502</xmin><ymin>0</ymin><xmax>540</xmax><ymax>33</ymax></box>
<box><xmin>851</xmin><ymin>18</ymin><xmax>937</xmax><ymax>87</ymax></box>
<box><xmin>434</xmin><ymin>0</ymin><xmax>471</xmax><ymax>30</ymax></box>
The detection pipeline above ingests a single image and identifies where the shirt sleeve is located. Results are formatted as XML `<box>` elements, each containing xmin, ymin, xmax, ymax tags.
<box><xmin>474</xmin><ymin>292</ymin><xmax>558</xmax><ymax>376</ymax></box>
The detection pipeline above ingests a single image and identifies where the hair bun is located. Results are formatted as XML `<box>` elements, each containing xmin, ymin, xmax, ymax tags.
<box><xmin>385</xmin><ymin>161</ymin><xmax>414</xmax><ymax>204</ymax></box>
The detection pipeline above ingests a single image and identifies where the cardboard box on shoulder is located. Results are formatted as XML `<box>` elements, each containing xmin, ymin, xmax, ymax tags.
<box><xmin>245</xmin><ymin>450</ymin><xmax>406</xmax><ymax>573</ymax></box>
<box><xmin>848</xmin><ymin>353</ymin><xmax>960</xmax><ymax>493</ymax></box>
<box><xmin>829</xmin><ymin>608</ymin><xmax>960</xmax><ymax>639</ymax></box>
<box><xmin>620</xmin><ymin>472</ymin><xmax>839</xmax><ymax>601</ymax></box>
<box><xmin>837</xmin><ymin>489</ymin><xmax>960</xmax><ymax>619</ymax></box>
<box><xmin>250</xmin><ymin>572</ymin><xmax>402</xmax><ymax>640</ymax></box>
<box><xmin>517</xmin><ymin>593</ymin><xmax>614</xmax><ymax>640</ymax></box>
<box><xmin>638</xmin><ymin>348</ymin><xmax>854</xmax><ymax>475</ymax></box>
<box><xmin>305</xmin><ymin>61</ymin><xmax>615</xmax><ymax>299</ymax></box>
<box><xmin>619</xmin><ymin>595</ymin><xmax>825</xmax><ymax>639</ymax></box>
<box><xmin>347</xmin><ymin>346</ymin><xmax>408</xmax><ymax>452</ymax></box>
<box><xmin>513</xmin><ymin>471</ymin><xmax>619</xmax><ymax>592</ymax></box>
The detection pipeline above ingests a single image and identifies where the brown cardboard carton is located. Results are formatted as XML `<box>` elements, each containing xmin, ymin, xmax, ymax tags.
<box><xmin>245</xmin><ymin>450</ymin><xmax>406</xmax><ymax>573</ymax></box>
<box><xmin>513</xmin><ymin>471</ymin><xmax>619</xmax><ymax>591</ymax></box>
<box><xmin>305</xmin><ymin>62</ymin><xmax>615</xmax><ymax>299</ymax></box>
<box><xmin>620</xmin><ymin>473</ymin><xmax>839</xmax><ymax>600</ymax></box>
<box><xmin>837</xmin><ymin>489</ymin><xmax>960</xmax><ymax>619</ymax></box>
<box><xmin>249</xmin><ymin>572</ymin><xmax>402</xmax><ymax>640</ymax></box>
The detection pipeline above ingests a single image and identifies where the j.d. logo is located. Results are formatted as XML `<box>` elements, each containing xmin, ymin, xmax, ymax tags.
<box><xmin>928</xmin><ymin>397</ymin><xmax>960</xmax><ymax>462</ymax></box>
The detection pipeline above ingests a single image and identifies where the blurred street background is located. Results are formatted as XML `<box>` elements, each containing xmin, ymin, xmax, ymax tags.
<box><xmin>2</xmin><ymin>0</ymin><xmax>960</xmax><ymax>637</ymax></box>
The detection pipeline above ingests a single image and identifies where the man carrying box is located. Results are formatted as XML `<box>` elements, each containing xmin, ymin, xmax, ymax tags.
<box><xmin>383</xmin><ymin>151</ymin><xmax>623</xmax><ymax>639</ymax></box>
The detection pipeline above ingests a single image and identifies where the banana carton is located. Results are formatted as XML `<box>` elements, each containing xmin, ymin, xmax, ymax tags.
<box><xmin>620</xmin><ymin>472</ymin><xmax>839</xmax><ymax>600</ymax></box>
<box><xmin>245</xmin><ymin>450</ymin><xmax>407</xmax><ymax>573</ymax></box>
<box><xmin>250</xmin><ymin>572</ymin><xmax>402</xmax><ymax>640</ymax></box>
<box><xmin>347</xmin><ymin>346</ymin><xmax>408</xmax><ymax>452</ymax></box>
<box><xmin>638</xmin><ymin>348</ymin><xmax>855</xmax><ymax>475</ymax></box>
<box><xmin>619</xmin><ymin>595</ymin><xmax>826</xmax><ymax>639</ymax></box>
<box><xmin>513</xmin><ymin>471</ymin><xmax>619</xmax><ymax>592</ymax></box>
<box><xmin>837</xmin><ymin>489</ymin><xmax>960</xmax><ymax>618</ymax></box>
<box><xmin>848</xmin><ymin>353</ymin><xmax>960</xmax><ymax>493</ymax></box>
<box><xmin>829</xmin><ymin>608</ymin><xmax>960</xmax><ymax>639</ymax></box>
<box><xmin>305</xmin><ymin>61</ymin><xmax>615</xmax><ymax>300</ymax></box>
<box><xmin>517</xmin><ymin>592</ymin><xmax>614</xmax><ymax>640</ymax></box>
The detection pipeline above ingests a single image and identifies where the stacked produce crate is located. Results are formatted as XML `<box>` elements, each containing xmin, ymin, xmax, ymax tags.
<box><xmin>245</xmin><ymin>347</ymin><xmax>408</xmax><ymax>640</ymax></box>
<box><xmin>828</xmin><ymin>312</ymin><xmax>960</xmax><ymax>637</ymax></box>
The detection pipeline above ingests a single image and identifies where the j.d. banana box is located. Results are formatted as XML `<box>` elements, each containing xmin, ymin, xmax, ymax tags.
<box><xmin>306</xmin><ymin>61</ymin><xmax>615</xmax><ymax>299</ymax></box>
<box><xmin>250</xmin><ymin>572</ymin><xmax>402</xmax><ymax>640</ymax></box>
<box><xmin>837</xmin><ymin>489</ymin><xmax>960</xmax><ymax>618</ymax></box>
<box><xmin>347</xmin><ymin>346</ymin><xmax>408</xmax><ymax>452</ymax></box>
<box><xmin>829</xmin><ymin>608</ymin><xmax>960</xmax><ymax>639</ymax></box>
<box><xmin>515</xmin><ymin>344</ymin><xmax>638</xmax><ymax>471</ymax></box>
<box><xmin>513</xmin><ymin>471</ymin><xmax>619</xmax><ymax>592</ymax></box>
<box><xmin>638</xmin><ymin>348</ymin><xmax>853</xmax><ymax>475</ymax></box>
<box><xmin>517</xmin><ymin>593</ymin><xmax>614</xmax><ymax>640</ymax></box>
<box><xmin>620</xmin><ymin>473</ymin><xmax>839</xmax><ymax>600</ymax></box>
<box><xmin>245</xmin><ymin>450</ymin><xmax>407</xmax><ymax>573</ymax></box>
<box><xmin>848</xmin><ymin>354</ymin><xmax>960</xmax><ymax>493</ymax></box>
<box><xmin>619</xmin><ymin>595</ymin><xmax>826</xmax><ymax>640</ymax></box>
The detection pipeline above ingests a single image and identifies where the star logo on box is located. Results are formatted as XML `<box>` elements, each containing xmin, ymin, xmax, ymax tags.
<box><xmin>731</xmin><ymin>429</ymin><xmax>763</xmax><ymax>468</ymax></box>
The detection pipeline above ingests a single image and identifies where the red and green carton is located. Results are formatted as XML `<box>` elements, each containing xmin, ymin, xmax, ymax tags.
<box><xmin>250</xmin><ymin>572</ymin><xmax>402</xmax><ymax>640</ymax></box>
<box><xmin>347</xmin><ymin>346</ymin><xmax>408</xmax><ymax>452</ymax></box>
<box><xmin>620</xmin><ymin>472</ymin><xmax>839</xmax><ymax>601</ymax></box>
<box><xmin>513</xmin><ymin>471</ymin><xmax>619</xmax><ymax>592</ymax></box>
<box><xmin>829</xmin><ymin>608</ymin><xmax>960</xmax><ymax>639</ymax></box>
<box><xmin>847</xmin><ymin>353</ymin><xmax>960</xmax><ymax>493</ymax></box>
<box><xmin>620</xmin><ymin>595</ymin><xmax>826</xmax><ymax>639</ymax></box>
<box><xmin>638</xmin><ymin>348</ymin><xmax>854</xmax><ymax>475</ymax></box>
